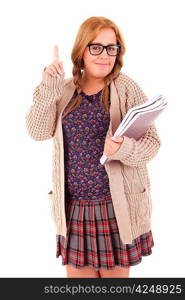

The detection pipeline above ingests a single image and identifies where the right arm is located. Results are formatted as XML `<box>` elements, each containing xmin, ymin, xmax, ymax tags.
<box><xmin>25</xmin><ymin>70</ymin><xmax>65</xmax><ymax>141</ymax></box>
<box><xmin>25</xmin><ymin>45</ymin><xmax>65</xmax><ymax>141</ymax></box>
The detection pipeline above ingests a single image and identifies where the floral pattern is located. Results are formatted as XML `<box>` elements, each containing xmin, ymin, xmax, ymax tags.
<box><xmin>62</xmin><ymin>88</ymin><xmax>111</xmax><ymax>200</ymax></box>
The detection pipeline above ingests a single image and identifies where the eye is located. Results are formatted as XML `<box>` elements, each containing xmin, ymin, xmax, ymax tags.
<box><xmin>92</xmin><ymin>45</ymin><xmax>102</xmax><ymax>51</ymax></box>
<box><xmin>108</xmin><ymin>46</ymin><xmax>116</xmax><ymax>51</ymax></box>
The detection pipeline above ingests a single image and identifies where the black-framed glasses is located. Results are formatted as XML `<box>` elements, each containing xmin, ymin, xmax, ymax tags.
<box><xmin>88</xmin><ymin>43</ymin><xmax>121</xmax><ymax>56</ymax></box>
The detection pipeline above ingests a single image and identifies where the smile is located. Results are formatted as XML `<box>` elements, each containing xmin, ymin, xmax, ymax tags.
<box><xmin>95</xmin><ymin>63</ymin><xmax>109</xmax><ymax>66</ymax></box>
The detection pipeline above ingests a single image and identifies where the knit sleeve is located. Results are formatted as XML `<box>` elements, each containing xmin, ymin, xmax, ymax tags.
<box><xmin>106</xmin><ymin>73</ymin><xmax>161</xmax><ymax>167</ymax></box>
<box><xmin>25</xmin><ymin>69</ymin><xmax>65</xmax><ymax>141</ymax></box>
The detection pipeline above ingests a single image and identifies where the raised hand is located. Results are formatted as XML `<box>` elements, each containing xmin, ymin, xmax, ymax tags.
<box><xmin>44</xmin><ymin>44</ymin><xmax>64</xmax><ymax>78</ymax></box>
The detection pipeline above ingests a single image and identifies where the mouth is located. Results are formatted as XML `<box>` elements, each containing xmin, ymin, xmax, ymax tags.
<box><xmin>95</xmin><ymin>63</ymin><xmax>109</xmax><ymax>66</ymax></box>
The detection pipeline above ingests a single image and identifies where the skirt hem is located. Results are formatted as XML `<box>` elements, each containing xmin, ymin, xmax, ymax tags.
<box><xmin>56</xmin><ymin>245</ymin><xmax>154</xmax><ymax>270</ymax></box>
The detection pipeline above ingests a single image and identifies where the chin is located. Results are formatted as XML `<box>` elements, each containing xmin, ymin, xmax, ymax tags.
<box><xmin>94</xmin><ymin>69</ymin><xmax>110</xmax><ymax>77</ymax></box>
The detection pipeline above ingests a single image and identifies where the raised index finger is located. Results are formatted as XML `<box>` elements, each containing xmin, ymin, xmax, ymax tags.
<box><xmin>53</xmin><ymin>44</ymin><xmax>59</xmax><ymax>62</ymax></box>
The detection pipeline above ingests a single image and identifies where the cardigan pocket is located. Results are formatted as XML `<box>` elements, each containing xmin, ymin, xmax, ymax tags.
<box><xmin>125</xmin><ymin>187</ymin><xmax>152</xmax><ymax>226</ymax></box>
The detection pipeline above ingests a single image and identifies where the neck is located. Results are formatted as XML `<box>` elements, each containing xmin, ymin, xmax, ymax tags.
<box><xmin>81</xmin><ymin>72</ymin><xmax>105</xmax><ymax>91</ymax></box>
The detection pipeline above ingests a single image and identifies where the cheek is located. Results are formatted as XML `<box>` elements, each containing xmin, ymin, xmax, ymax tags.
<box><xmin>111</xmin><ymin>58</ymin><xmax>116</xmax><ymax>67</ymax></box>
<box><xmin>83</xmin><ymin>56</ymin><xmax>94</xmax><ymax>69</ymax></box>
<box><xmin>83</xmin><ymin>49</ymin><xmax>93</xmax><ymax>65</ymax></box>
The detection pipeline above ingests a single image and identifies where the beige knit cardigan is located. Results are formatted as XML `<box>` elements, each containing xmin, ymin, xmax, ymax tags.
<box><xmin>25</xmin><ymin>70</ymin><xmax>161</xmax><ymax>244</ymax></box>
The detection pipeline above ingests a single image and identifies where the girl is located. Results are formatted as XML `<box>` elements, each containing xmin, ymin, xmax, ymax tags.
<box><xmin>26</xmin><ymin>16</ymin><xmax>161</xmax><ymax>278</ymax></box>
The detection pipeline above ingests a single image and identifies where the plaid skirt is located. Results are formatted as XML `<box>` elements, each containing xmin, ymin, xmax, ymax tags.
<box><xmin>56</xmin><ymin>194</ymin><xmax>154</xmax><ymax>270</ymax></box>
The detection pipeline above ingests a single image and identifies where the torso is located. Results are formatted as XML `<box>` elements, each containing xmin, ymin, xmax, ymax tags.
<box><xmin>62</xmin><ymin>88</ymin><xmax>111</xmax><ymax>201</ymax></box>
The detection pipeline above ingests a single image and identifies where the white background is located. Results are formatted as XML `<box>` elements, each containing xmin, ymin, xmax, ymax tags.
<box><xmin>0</xmin><ymin>0</ymin><xmax>184</xmax><ymax>278</ymax></box>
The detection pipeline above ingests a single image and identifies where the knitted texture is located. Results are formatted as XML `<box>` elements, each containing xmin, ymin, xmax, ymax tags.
<box><xmin>25</xmin><ymin>71</ymin><xmax>65</xmax><ymax>140</ymax></box>
<box><xmin>107</xmin><ymin>73</ymin><xmax>161</xmax><ymax>166</ymax></box>
<box><xmin>25</xmin><ymin>69</ymin><xmax>161</xmax><ymax>243</ymax></box>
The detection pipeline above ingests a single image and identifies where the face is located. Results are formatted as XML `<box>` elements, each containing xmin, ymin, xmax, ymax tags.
<box><xmin>82</xmin><ymin>28</ymin><xmax>117</xmax><ymax>80</ymax></box>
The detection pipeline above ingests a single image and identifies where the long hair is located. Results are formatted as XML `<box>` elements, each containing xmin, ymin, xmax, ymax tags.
<box><xmin>62</xmin><ymin>16</ymin><xmax>126</xmax><ymax>118</ymax></box>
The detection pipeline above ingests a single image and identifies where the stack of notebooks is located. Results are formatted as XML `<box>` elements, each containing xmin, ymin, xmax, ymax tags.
<box><xmin>100</xmin><ymin>93</ymin><xmax>168</xmax><ymax>165</ymax></box>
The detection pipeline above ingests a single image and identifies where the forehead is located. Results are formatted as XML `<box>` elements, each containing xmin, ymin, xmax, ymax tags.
<box><xmin>92</xmin><ymin>28</ymin><xmax>117</xmax><ymax>44</ymax></box>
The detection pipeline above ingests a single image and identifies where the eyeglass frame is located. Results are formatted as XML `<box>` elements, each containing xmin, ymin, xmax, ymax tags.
<box><xmin>87</xmin><ymin>43</ymin><xmax>121</xmax><ymax>56</ymax></box>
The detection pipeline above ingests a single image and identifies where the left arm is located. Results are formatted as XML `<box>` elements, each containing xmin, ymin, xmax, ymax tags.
<box><xmin>105</xmin><ymin>74</ymin><xmax>161</xmax><ymax>167</ymax></box>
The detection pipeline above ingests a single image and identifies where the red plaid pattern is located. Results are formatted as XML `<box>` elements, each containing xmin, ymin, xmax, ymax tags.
<box><xmin>56</xmin><ymin>195</ymin><xmax>154</xmax><ymax>270</ymax></box>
